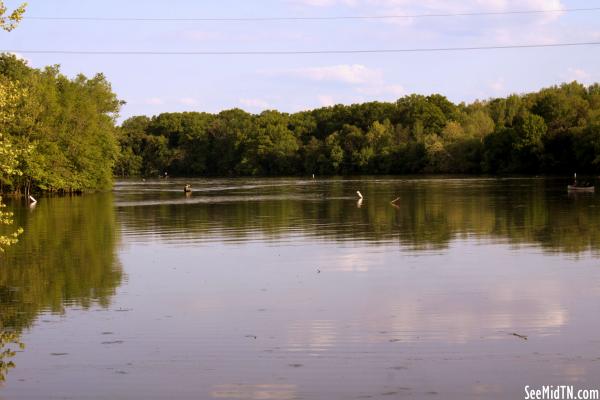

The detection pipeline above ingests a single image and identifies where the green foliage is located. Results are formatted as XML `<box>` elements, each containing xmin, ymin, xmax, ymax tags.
<box><xmin>118</xmin><ymin>81</ymin><xmax>600</xmax><ymax>177</ymax></box>
<box><xmin>0</xmin><ymin>1</ymin><xmax>26</xmax><ymax>32</ymax></box>
<box><xmin>513</xmin><ymin>113</ymin><xmax>546</xmax><ymax>166</ymax></box>
<box><xmin>574</xmin><ymin>122</ymin><xmax>600</xmax><ymax>173</ymax></box>
<box><xmin>0</xmin><ymin>54</ymin><xmax>122</xmax><ymax>193</ymax></box>
<box><xmin>0</xmin><ymin>76</ymin><xmax>26</xmax><ymax>251</ymax></box>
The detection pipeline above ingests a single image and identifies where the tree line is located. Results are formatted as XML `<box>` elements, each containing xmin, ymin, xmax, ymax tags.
<box><xmin>2</xmin><ymin>51</ymin><xmax>600</xmax><ymax>195</ymax></box>
<box><xmin>116</xmin><ymin>81</ymin><xmax>600</xmax><ymax>178</ymax></box>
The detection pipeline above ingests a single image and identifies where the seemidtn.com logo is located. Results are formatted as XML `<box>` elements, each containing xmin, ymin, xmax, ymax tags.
<box><xmin>525</xmin><ymin>386</ymin><xmax>600</xmax><ymax>400</ymax></box>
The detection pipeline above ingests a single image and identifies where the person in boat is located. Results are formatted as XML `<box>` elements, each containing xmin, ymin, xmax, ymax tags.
<box><xmin>569</xmin><ymin>173</ymin><xmax>595</xmax><ymax>191</ymax></box>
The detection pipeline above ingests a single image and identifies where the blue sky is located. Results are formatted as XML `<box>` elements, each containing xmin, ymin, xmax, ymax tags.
<box><xmin>3</xmin><ymin>0</ymin><xmax>600</xmax><ymax>121</ymax></box>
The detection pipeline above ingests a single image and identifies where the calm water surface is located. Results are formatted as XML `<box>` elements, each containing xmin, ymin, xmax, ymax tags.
<box><xmin>1</xmin><ymin>177</ymin><xmax>599</xmax><ymax>399</ymax></box>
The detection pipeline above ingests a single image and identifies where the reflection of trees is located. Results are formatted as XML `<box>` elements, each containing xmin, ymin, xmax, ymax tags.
<box><xmin>0</xmin><ymin>331</ymin><xmax>23</xmax><ymax>384</ymax></box>
<box><xmin>118</xmin><ymin>179</ymin><xmax>600</xmax><ymax>254</ymax></box>
<box><xmin>0</xmin><ymin>194</ymin><xmax>123</xmax><ymax>381</ymax></box>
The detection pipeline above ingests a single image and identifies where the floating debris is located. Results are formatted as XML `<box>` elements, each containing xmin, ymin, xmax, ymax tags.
<box><xmin>510</xmin><ymin>332</ymin><xmax>528</xmax><ymax>340</ymax></box>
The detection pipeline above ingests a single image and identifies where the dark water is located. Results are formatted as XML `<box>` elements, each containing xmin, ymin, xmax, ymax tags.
<box><xmin>1</xmin><ymin>177</ymin><xmax>599</xmax><ymax>399</ymax></box>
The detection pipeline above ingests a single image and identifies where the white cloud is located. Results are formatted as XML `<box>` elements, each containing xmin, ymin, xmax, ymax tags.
<box><xmin>144</xmin><ymin>97</ymin><xmax>164</xmax><ymax>105</ymax></box>
<box><xmin>239</xmin><ymin>97</ymin><xmax>270</xmax><ymax>110</ymax></box>
<box><xmin>380</xmin><ymin>0</ymin><xmax>565</xmax><ymax>28</ymax></box>
<box><xmin>293</xmin><ymin>0</ymin><xmax>358</xmax><ymax>6</ymax></box>
<box><xmin>490</xmin><ymin>78</ymin><xmax>505</xmax><ymax>93</ymax></box>
<box><xmin>317</xmin><ymin>95</ymin><xmax>336</xmax><ymax>106</ymax></box>
<box><xmin>294</xmin><ymin>64</ymin><xmax>383</xmax><ymax>84</ymax></box>
<box><xmin>179</xmin><ymin>97</ymin><xmax>200</xmax><ymax>106</ymax></box>
<box><xmin>356</xmin><ymin>83</ymin><xmax>405</xmax><ymax>97</ymax></box>
<box><xmin>289</xmin><ymin>0</ymin><xmax>573</xmax><ymax>60</ymax></box>
<box><xmin>265</xmin><ymin>65</ymin><xmax>405</xmax><ymax>104</ymax></box>
<box><xmin>565</xmin><ymin>67</ymin><xmax>592</xmax><ymax>83</ymax></box>
<box><xmin>296</xmin><ymin>0</ymin><xmax>563</xmax><ymax>12</ymax></box>
<box><xmin>368</xmin><ymin>0</ymin><xmax>562</xmax><ymax>13</ymax></box>
<box><xmin>296</xmin><ymin>0</ymin><xmax>566</xmax><ymax>29</ymax></box>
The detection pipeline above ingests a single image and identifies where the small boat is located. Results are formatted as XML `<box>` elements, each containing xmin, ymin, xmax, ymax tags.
<box><xmin>568</xmin><ymin>173</ymin><xmax>594</xmax><ymax>192</ymax></box>
<box><xmin>568</xmin><ymin>185</ymin><xmax>595</xmax><ymax>192</ymax></box>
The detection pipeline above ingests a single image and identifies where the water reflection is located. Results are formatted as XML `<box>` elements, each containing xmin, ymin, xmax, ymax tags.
<box><xmin>0</xmin><ymin>331</ymin><xmax>23</xmax><ymax>384</ymax></box>
<box><xmin>0</xmin><ymin>194</ymin><xmax>123</xmax><ymax>382</ymax></box>
<box><xmin>115</xmin><ymin>177</ymin><xmax>600</xmax><ymax>254</ymax></box>
<box><xmin>211</xmin><ymin>384</ymin><xmax>297</xmax><ymax>400</ymax></box>
<box><xmin>0</xmin><ymin>178</ymin><xmax>599</xmax><ymax>399</ymax></box>
<box><xmin>286</xmin><ymin>320</ymin><xmax>338</xmax><ymax>353</ymax></box>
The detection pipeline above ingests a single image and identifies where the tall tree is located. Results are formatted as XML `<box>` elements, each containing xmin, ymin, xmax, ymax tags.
<box><xmin>0</xmin><ymin>56</ymin><xmax>122</xmax><ymax>193</ymax></box>
<box><xmin>0</xmin><ymin>1</ymin><xmax>26</xmax><ymax>251</ymax></box>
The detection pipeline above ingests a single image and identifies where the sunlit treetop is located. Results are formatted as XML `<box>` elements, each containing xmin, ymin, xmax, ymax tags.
<box><xmin>0</xmin><ymin>1</ymin><xmax>26</xmax><ymax>32</ymax></box>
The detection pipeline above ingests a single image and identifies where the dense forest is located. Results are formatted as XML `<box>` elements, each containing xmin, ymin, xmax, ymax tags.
<box><xmin>0</xmin><ymin>54</ymin><xmax>122</xmax><ymax>195</ymax></box>
<box><xmin>117</xmin><ymin>81</ymin><xmax>600</xmax><ymax>178</ymax></box>
<box><xmin>2</xmin><ymin>52</ymin><xmax>600</xmax><ymax>194</ymax></box>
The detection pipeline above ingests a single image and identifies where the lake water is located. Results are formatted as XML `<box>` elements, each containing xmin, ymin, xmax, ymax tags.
<box><xmin>1</xmin><ymin>177</ymin><xmax>599</xmax><ymax>399</ymax></box>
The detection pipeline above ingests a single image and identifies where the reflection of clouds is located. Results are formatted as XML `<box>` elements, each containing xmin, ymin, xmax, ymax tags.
<box><xmin>563</xmin><ymin>365</ymin><xmax>587</xmax><ymax>383</ymax></box>
<box><xmin>489</xmin><ymin>280</ymin><xmax>568</xmax><ymax>331</ymax></box>
<box><xmin>335</xmin><ymin>253</ymin><xmax>371</xmax><ymax>273</ymax></box>
<box><xmin>320</xmin><ymin>250</ymin><xmax>386</xmax><ymax>273</ymax></box>
<box><xmin>529</xmin><ymin>307</ymin><xmax>567</xmax><ymax>331</ymax></box>
<box><xmin>300</xmin><ymin>248</ymin><xmax>572</xmax><ymax>347</ymax></box>
<box><xmin>386</xmin><ymin>279</ymin><xmax>569</xmax><ymax>343</ymax></box>
<box><xmin>211</xmin><ymin>384</ymin><xmax>297</xmax><ymax>400</ymax></box>
<box><xmin>286</xmin><ymin>320</ymin><xmax>337</xmax><ymax>353</ymax></box>
<box><xmin>471</xmin><ymin>384</ymin><xmax>502</xmax><ymax>396</ymax></box>
<box><xmin>485</xmin><ymin>281</ymin><xmax>568</xmax><ymax>334</ymax></box>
